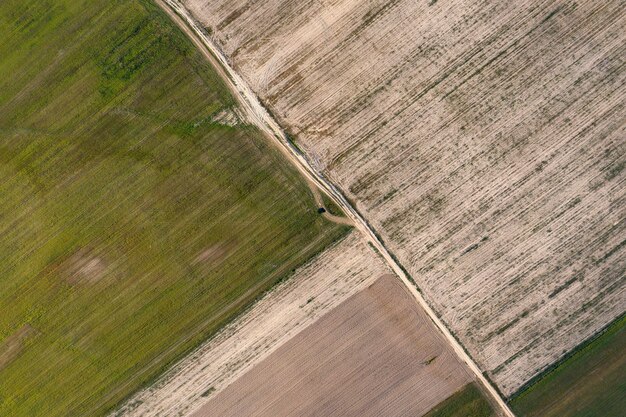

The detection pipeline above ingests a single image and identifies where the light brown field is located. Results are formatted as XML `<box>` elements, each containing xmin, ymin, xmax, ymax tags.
<box><xmin>0</xmin><ymin>325</ymin><xmax>37</xmax><ymax>371</ymax></box>
<box><xmin>115</xmin><ymin>232</ymin><xmax>392</xmax><ymax>416</ymax></box>
<box><xmin>193</xmin><ymin>274</ymin><xmax>475</xmax><ymax>417</ymax></box>
<box><xmin>184</xmin><ymin>0</ymin><xmax>626</xmax><ymax>395</ymax></box>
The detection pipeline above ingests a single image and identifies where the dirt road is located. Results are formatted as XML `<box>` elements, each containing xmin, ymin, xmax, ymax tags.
<box><xmin>149</xmin><ymin>0</ymin><xmax>348</xmax><ymax>228</ymax></box>
<box><xmin>115</xmin><ymin>234</ymin><xmax>389</xmax><ymax>416</ymax></box>
<box><xmin>194</xmin><ymin>275</ymin><xmax>473</xmax><ymax>417</ymax></box>
<box><xmin>309</xmin><ymin>182</ymin><xmax>354</xmax><ymax>226</ymax></box>
<box><xmin>155</xmin><ymin>1</ymin><xmax>515</xmax><ymax>415</ymax></box>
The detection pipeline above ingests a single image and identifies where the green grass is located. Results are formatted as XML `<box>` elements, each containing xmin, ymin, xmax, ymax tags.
<box><xmin>422</xmin><ymin>384</ymin><xmax>494</xmax><ymax>417</ymax></box>
<box><xmin>0</xmin><ymin>0</ymin><xmax>347</xmax><ymax>415</ymax></box>
<box><xmin>510</xmin><ymin>315</ymin><xmax>626</xmax><ymax>417</ymax></box>
<box><xmin>320</xmin><ymin>191</ymin><xmax>345</xmax><ymax>217</ymax></box>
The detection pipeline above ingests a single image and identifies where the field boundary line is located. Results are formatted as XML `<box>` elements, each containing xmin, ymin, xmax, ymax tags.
<box><xmin>156</xmin><ymin>1</ymin><xmax>515</xmax><ymax>415</ymax></box>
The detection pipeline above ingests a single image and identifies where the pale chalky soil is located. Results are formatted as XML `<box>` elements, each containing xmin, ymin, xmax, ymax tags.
<box><xmin>115</xmin><ymin>232</ymin><xmax>390</xmax><ymax>416</ymax></box>
<box><xmin>185</xmin><ymin>0</ymin><xmax>626</xmax><ymax>395</ymax></box>
<box><xmin>194</xmin><ymin>274</ymin><xmax>473</xmax><ymax>417</ymax></box>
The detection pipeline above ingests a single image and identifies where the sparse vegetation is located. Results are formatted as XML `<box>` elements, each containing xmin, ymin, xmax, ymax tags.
<box><xmin>0</xmin><ymin>0</ymin><xmax>346</xmax><ymax>415</ymax></box>
<box><xmin>187</xmin><ymin>0</ymin><xmax>626</xmax><ymax>394</ymax></box>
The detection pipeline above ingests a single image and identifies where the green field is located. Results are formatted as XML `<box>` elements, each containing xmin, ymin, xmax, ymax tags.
<box><xmin>511</xmin><ymin>315</ymin><xmax>626</xmax><ymax>417</ymax></box>
<box><xmin>422</xmin><ymin>384</ymin><xmax>494</xmax><ymax>417</ymax></box>
<box><xmin>0</xmin><ymin>0</ymin><xmax>347</xmax><ymax>415</ymax></box>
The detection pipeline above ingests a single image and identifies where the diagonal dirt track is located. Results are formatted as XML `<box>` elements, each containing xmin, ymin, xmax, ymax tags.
<box><xmin>155</xmin><ymin>0</ymin><xmax>515</xmax><ymax>415</ymax></box>
<box><xmin>193</xmin><ymin>275</ymin><xmax>474</xmax><ymax>417</ymax></box>
<box><xmin>114</xmin><ymin>233</ymin><xmax>389</xmax><ymax>417</ymax></box>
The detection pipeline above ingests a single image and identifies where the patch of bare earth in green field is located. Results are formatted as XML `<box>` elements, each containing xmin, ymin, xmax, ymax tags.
<box><xmin>0</xmin><ymin>0</ymin><xmax>347</xmax><ymax>415</ymax></box>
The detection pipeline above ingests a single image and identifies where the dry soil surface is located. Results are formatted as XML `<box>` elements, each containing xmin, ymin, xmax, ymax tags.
<box><xmin>193</xmin><ymin>274</ymin><xmax>473</xmax><ymax>417</ymax></box>
<box><xmin>0</xmin><ymin>325</ymin><xmax>37</xmax><ymax>371</ymax></box>
<box><xmin>114</xmin><ymin>232</ymin><xmax>390</xmax><ymax>416</ymax></box>
<box><xmin>158</xmin><ymin>3</ymin><xmax>512</xmax><ymax>413</ymax></box>
<box><xmin>184</xmin><ymin>0</ymin><xmax>626</xmax><ymax>395</ymax></box>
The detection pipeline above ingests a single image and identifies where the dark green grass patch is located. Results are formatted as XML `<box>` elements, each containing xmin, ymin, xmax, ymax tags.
<box><xmin>423</xmin><ymin>383</ymin><xmax>494</xmax><ymax>417</ymax></box>
<box><xmin>510</xmin><ymin>315</ymin><xmax>626</xmax><ymax>417</ymax></box>
<box><xmin>320</xmin><ymin>191</ymin><xmax>345</xmax><ymax>217</ymax></box>
<box><xmin>422</xmin><ymin>383</ymin><xmax>494</xmax><ymax>417</ymax></box>
<box><xmin>0</xmin><ymin>1</ymin><xmax>346</xmax><ymax>416</ymax></box>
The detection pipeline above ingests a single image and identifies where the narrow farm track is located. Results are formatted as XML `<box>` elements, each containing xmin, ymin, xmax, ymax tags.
<box><xmin>155</xmin><ymin>1</ymin><xmax>516</xmax><ymax>416</ymax></box>
<box><xmin>115</xmin><ymin>233</ymin><xmax>390</xmax><ymax>417</ymax></box>
<box><xmin>148</xmin><ymin>1</ymin><xmax>350</xmax><ymax>228</ymax></box>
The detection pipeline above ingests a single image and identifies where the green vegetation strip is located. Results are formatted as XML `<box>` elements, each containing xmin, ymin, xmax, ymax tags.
<box><xmin>320</xmin><ymin>192</ymin><xmax>344</xmax><ymax>217</ymax></box>
<box><xmin>0</xmin><ymin>0</ymin><xmax>347</xmax><ymax>415</ymax></box>
<box><xmin>511</xmin><ymin>315</ymin><xmax>626</xmax><ymax>417</ymax></box>
<box><xmin>422</xmin><ymin>383</ymin><xmax>494</xmax><ymax>417</ymax></box>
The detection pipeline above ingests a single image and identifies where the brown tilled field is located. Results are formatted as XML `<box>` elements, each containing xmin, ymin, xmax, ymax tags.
<box><xmin>192</xmin><ymin>275</ymin><xmax>479</xmax><ymax>417</ymax></box>
<box><xmin>184</xmin><ymin>0</ymin><xmax>626</xmax><ymax>394</ymax></box>
<box><xmin>117</xmin><ymin>233</ymin><xmax>392</xmax><ymax>416</ymax></box>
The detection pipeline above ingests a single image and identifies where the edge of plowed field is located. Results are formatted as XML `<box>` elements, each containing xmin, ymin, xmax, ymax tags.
<box><xmin>155</xmin><ymin>1</ymin><xmax>516</xmax><ymax>415</ymax></box>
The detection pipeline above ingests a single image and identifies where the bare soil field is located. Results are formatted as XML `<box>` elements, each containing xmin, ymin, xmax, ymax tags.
<box><xmin>114</xmin><ymin>232</ymin><xmax>390</xmax><ymax>416</ymax></box>
<box><xmin>184</xmin><ymin>0</ymin><xmax>626</xmax><ymax>394</ymax></box>
<box><xmin>193</xmin><ymin>274</ymin><xmax>480</xmax><ymax>417</ymax></box>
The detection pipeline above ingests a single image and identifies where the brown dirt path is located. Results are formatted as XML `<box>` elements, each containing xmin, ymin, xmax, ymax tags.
<box><xmin>150</xmin><ymin>1</ymin><xmax>514</xmax><ymax>415</ymax></box>
<box><xmin>113</xmin><ymin>233</ymin><xmax>390</xmax><ymax>416</ymax></box>
<box><xmin>192</xmin><ymin>275</ymin><xmax>473</xmax><ymax>417</ymax></box>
